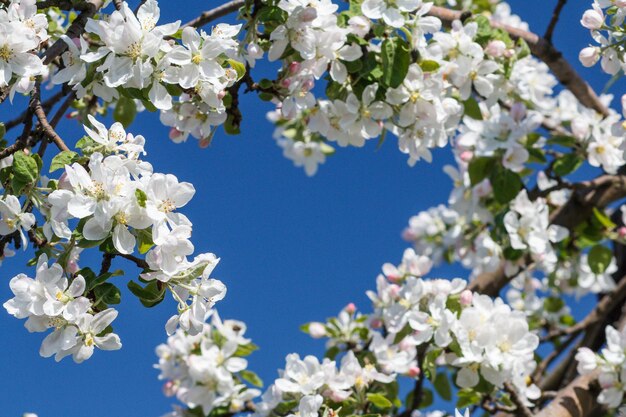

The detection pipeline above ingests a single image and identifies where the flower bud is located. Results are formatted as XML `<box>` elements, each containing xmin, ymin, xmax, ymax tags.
<box><xmin>618</xmin><ymin>226</ymin><xmax>626</xmax><ymax>239</ymax></box>
<box><xmin>199</xmin><ymin>138</ymin><xmax>212</xmax><ymax>148</ymax></box>
<box><xmin>169</xmin><ymin>127</ymin><xmax>183</xmax><ymax>141</ymax></box>
<box><xmin>163</xmin><ymin>381</ymin><xmax>177</xmax><ymax>397</ymax></box>
<box><xmin>485</xmin><ymin>40</ymin><xmax>506</xmax><ymax>57</ymax></box>
<box><xmin>459</xmin><ymin>150</ymin><xmax>473</xmax><ymax>162</ymax></box>
<box><xmin>344</xmin><ymin>302</ymin><xmax>356</xmax><ymax>314</ymax></box>
<box><xmin>408</xmin><ymin>366</ymin><xmax>421</xmax><ymax>378</ymax></box>
<box><xmin>509</xmin><ymin>102</ymin><xmax>526</xmax><ymax>122</ymax></box>
<box><xmin>308</xmin><ymin>322</ymin><xmax>327</xmax><ymax>338</ymax></box>
<box><xmin>580</xmin><ymin>7</ymin><xmax>604</xmax><ymax>30</ymax></box>
<box><xmin>300</xmin><ymin>7</ymin><xmax>317</xmax><ymax>22</ymax></box>
<box><xmin>217</xmin><ymin>90</ymin><xmax>227</xmax><ymax>100</ymax></box>
<box><xmin>579</xmin><ymin>46</ymin><xmax>600</xmax><ymax>67</ymax></box>
<box><xmin>460</xmin><ymin>289</ymin><xmax>473</xmax><ymax>306</ymax></box>
<box><xmin>370</xmin><ymin>318</ymin><xmax>383</xmax><ymax>328</ymax></box>
<box><xmin>288</xmin><ymin>61</ymin><xmax>301</xmax><ymax>74</ymax></box>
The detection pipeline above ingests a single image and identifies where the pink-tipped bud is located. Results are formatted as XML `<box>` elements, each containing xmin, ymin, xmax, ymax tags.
<box><xmin>288</xmin><ymin>61</ymin><xmax>301</xmax><ymax>75</ymax></box>
<box><xmin>510</xmin><ymin>102</ymin><xmax>526</xmax><ymax>122</ymax></box>
<box><xmin>485</xmin><ymin>40</ymin><xmax>506</xmax><ymax>57</ymax></box>
<box><xmin>402</xmin><ymin>228</ymin><xmax>416</xmax><ymax>241</ymax></box>
<box><xmin>308</xmin><ymin>322</ymin><xmax>327</xmax><ymax>338</ymax></box>
<box><xmin>217</xmin><ymin>90</ymin><xmax>227</xmax><ymax>100</ymax></box>
<box><xmin>66</xmin><ymin>260</ymin><xmax>79</xmax><ymax>275</ymax></box>
<box><xmin>389</xmin><ymin>284</ymin><xmax>401</xmax><ymax>298</ymax></box>
<box><xmin>300</xmin><ymin>6</ymin><xmax>317</xmax><ymax>22</ymax></box>
<box><xmin>408</xmin><ymin>366</ymin><xmax>421</xmax><ymax>378</ymax></box>
<box><xmin>460</xmin><ymin>289</ymin><xmax>473</xmax><ymax>306</ymax></box>
<box><xmin>344</xmin><ymin>302</ymin><xmax>356</xmax><ymax>314</ymax></box>
<box><xmin>58</xmin><ymin>172</ymin><xmax>72</xmax><ymax>190</ymax></box>
<box><xmin>281</xmin><ymin>78</ymin><xmax>292</xmax><ymax>89</ymax></box>
<box><xmin>581</xmin><ymin>6</ymin><xmax>604</xmax><ymax>30</ymax></box>
<box><xmin>459</xmin><ymin>150</ymin><xmax>473</xmax><ymax>162</ymax></box>
<box><xmin>618</xmin><ymin>227</ymin><xmax>626</xmax><ymax>239</ymax></box>
<box><xmin>579</xmin><ymin>46</ymin><xmax>600</xmax><ymax>67</ymax></box>
<box><xmin>163</xmin><ymin>381</ymin><xmax>177</xmax><ymax>397</ymax></box>
<box><xmin>169</xmin><ymin>127</ymin><xmax>183</xmax><ymax>141</ymax></box>
<box><xmin>370</xmin><ymin>318</ymin><xmax>383</xmax><ymax>329</ymax></box>
<box><xmin>302</xmin><ymin>78</ymin><xmax>315</xmax><ymax>92</ymax></box>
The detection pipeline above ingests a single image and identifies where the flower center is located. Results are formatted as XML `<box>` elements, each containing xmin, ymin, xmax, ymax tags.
<box><xmin>126</xmin><ymin>42</ymin><xmax>143</xmax><ymax>60</ymax></box>
<box><xmin>0</xmin><ymin>44</ymin><xmax>13</xmax><ymax>62</ymax></box>
<box><xmin>158</xmin><ymin>198</ymin><xmax>176</xmax><ymax>213</ymax></box>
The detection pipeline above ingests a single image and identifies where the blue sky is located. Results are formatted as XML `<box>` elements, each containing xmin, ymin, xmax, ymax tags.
<box><xmin>0</xmin><ymin>1</ymin><xmax>617</xmax><ymax>416</ymax></box>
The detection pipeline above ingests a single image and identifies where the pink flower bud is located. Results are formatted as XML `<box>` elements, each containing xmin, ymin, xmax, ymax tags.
<box><xmin>408</xmin><ymin>366</ymin><xmax>421</xmax><ymax>378</ymax></box>
<box><xmin>58</xmin><ymin>172</ymin><xmax>72</xmax><ymax>190</ymax></box>
<box><xmin>66</xmin><ymin>260</ymin><xmax>79</xmax><ymax>274</ymax></box>
<box><xmin>402</xmin><ymin>228</ymin><xmax>416</xmax><ymax>241</ymax></box>
<box><xmin>618</xmin><ymin>226</ymin><xmax>626</xmax><ymax>239</ymax></box>
<box><xmin>389</xmin><ymin>284</ymin><xmax>401</xmax><ymax>298</ymax></box>
<box><xmin>460</xmin><ymin>289</ymin><xmax>473</xmax><ymax>306</ymax></box>
<box><xmin>163</xmin><ymin>381</ymin><xmax>177</xmax><ymax>397</ymax></box>
<box><xmin>459</xmin><ymin>150</ymin><xmax>473</xmax><ymax>162</ymax></box>
<box><xmin>581</xmin><ymin>6</ymin><xmax>604</xmax><ymax>30</ymax></box>
<box><xmin>510</xmin><ymin>102</ymin><xmax>526</xmax><ymax>122</ymax></box>
<box><xmin>281</xmin><ymin>78</ymin><xmax>292</xmax><ymax>89</ymax></box>
<box><xmin>485</xmin><ymin>40</ymin><xmax>506</xmax><ymax>57</ymax></box>
<box><xmin>169</xmin><ymin>127</ymin><xmax>183</xmax><ymax>141</ymax></box>
<box><xmin>300</xmin><ymin>6</ymin><xmax>317</xmax><ymax>22</ymax></box>
<box><xmin>302</xmin><ymin>78</ymin><xmax>315</xmax><ymax>92</ymax></box>
<box><xmin>344</xmin><ymin>302</ymin><xmax>356</xmax><ymax>314</ymax></box>
<box><xmin>579</xmin><ymin>46</ymin><xmax>600</xmax><ymax>67</ymax></box>
<box><xmin>370</xmin><ymin>318</ymin><xmax>383</xmax><ymax>329</ymax></box>
<box><xmin>308</xmin><ymin>322</ymin><xmax>327</xmax><ymax>338</ymax></box>
<box><xmin>217</xmin><ymin>90</ymin><xmax>227</xmax><ymax>100</ymax></box>
<box><xmin>288</xmin><ymin>61</ymin><xmax>301</xmax><ymax>74</ymax></box>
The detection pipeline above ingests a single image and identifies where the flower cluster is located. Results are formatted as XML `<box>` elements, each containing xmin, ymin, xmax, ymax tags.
<box><xmin>576</xmin><ymin>325</ymin><xmax>626</xmax><ymax>408</ymax></box>
<box><xmin>156</xmin><ymin>312</ymin><xmax>261</xmax><ymax>416</ymax></box>
<box><xmin>3</xmin><ymin>254</ymin><xmax>122</xmax><ymax>363</ymax></box>
<box><xmin>0</xmin><ymin>0</ymin><xmax>47</xmax><ymax>98</ymax></box>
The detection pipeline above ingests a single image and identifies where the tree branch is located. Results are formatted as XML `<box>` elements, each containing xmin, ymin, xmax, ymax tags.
<box><xmin>181</xmin><ymin>0</ymin><xmax>246</xmax><ymax>29</ymax></box>
<box><xmin>42</xmin><ymin>0</ymin><xmax>105</xmax><ymax>65</ymax></box>
<box><xmin>544</xmin><ymin>0</ymin><xmax>568</xmax><ymax>43</ymax></box>
<box><xmin>534</xmin><ymin>371</ymin><xmax>601</xmax><ymax>417</ymax></box>
<box><xmin>426</xmin><ymin>6</ymin><xmax>609</xmax><ymax>117</ymax></box>
<box><xmin>31</xmin><ymin>84</ymin><xmax>70</xmax><ymax>152</ymax></box>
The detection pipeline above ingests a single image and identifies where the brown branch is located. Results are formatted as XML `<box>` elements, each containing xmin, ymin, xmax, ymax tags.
<box><xmin>113</xmin><ymin>0</ymin><xmax>123</xmax><ymax>11</ymax></box>
<box><xmin>544</xmin><ymin>276</ymin><xmax>626</xmax><ymax>340</ymax></box>
<box><xmin>544</xmin><ymin>0</ymin><xmax>568</xmax><ymax>43</ymax></box>
<box><xmin>426</xmin><ymin>6</ymin><xmax>609</xmax><ymax>117</ymax></box>
<box><xmin>534</xmin><ymin>371</ymin><xmax>601</xmax><ymax>417</ymax></box>
<box><xmin>42</xmin><ymin>0</ymin><xmax>105</xmax><ymax>65</ymax></box>
<box><xmin>117</xmin><ymin>253</ymin><xmax>150</xmax><ymax>269</ymax></box>
<box><xmin>503</xmin><ymin>382</ymin><xmax>535</xmax><ymax>417</ymax></box>
<box><xmin>31</xmin><ymin>85</ymin><xmax>70</xmax><ymax>153</ymax></box>
<box><xmin>181</xmin><ymin>0</ymin><xmax>246</xmax><ymax>29</ymax></box>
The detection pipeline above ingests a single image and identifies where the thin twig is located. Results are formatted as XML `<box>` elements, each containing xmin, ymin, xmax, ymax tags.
<box><xmin>503</xmin><ymin>382</ymin><xmax>534</xmax><ymax>417</ymax></box>
<box><xmin>544</xmin><ymin>0</ymin><xmax>568</xmax><ymax>43</ymax></box>
<box><xmin>31</xmin><ymin>84</ymin><xmax>70</xmax><ymax>152</ymax></box>
<box><xmin>182</xmin><ymin>0</ymin><xmax>246</xmax><ymax>29</ymax></box>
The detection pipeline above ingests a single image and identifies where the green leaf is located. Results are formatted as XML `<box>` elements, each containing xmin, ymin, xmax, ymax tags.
<box><xmin>468</xmin><ymin>156</ymin><xmax>495</xmax><ymax>186</ymax></box>
<box><xmin>93</xmin><ymin>283</ymin><xmax>121</xmax><ymax>308</ymax></box>
<box><xmin>274</xmin><ymin>401</ymin><xmax>298</xmax><ymax>415</ymax></box>
<box><xmin>548</xmin><ymin>135</ymin><xmax>578</xmax><ymax>147</ymax></box>
<box><xmin>419</xmin><ymin>60</ymin><xmax>440</xmax><ymax>73</ymax></box>
<box><xmin>544</xmin><ymin>297</ymin><xmax>565</xmax><ymax>313</ymax></box>
<box><xmin>588</xmin><ymin>245</ymin><xmax>612</xmax><ymax>274</ymax></box>
<box><xmin>240</xmin><ymin>370</ymin><xmax>263</xmax><ymax>387</ymax></box>
<box><xmin>50</xmin><ymin>150</ymin><xmax>78</xmax><ymax>173</ymax></box>
<box><xmin>433</xmin><ymin>372</ymin><xmax>452</xmax><ymax>401</ymax></box>
<box><xmin>553</xmin><ymin>153</ymin><xmax>583</xmax><ymax>177</ymax></box>
<box><xmin>463</xmin><ymin>97</ymin><xmax>483</xmax><ymax>120</ymax></box>
<box><xmin>136</xmin><ymin>228</ymin><xmax>154</xmax><ymax>255</ymax></box>
<box><xmin>113</xmin><ymin>95</ymin><xmax>137</xmax><ymax>128</ymax></box>
<box><xmin>227</xmin><ymin>59</ymin><xmax>246</xmax><ymax>80</ymax></box>
<box><xmin>592</xmin><ymin>207</ymin><xmax>616</xmax><ymax>229</ymax></box>
<box><xmin>135</xmin><ymin>188</ymin><xmax>147</xmax><ymax>208</ymax></box>
<box><xmin>381</xmin><ymin>37</ymin><xmax>410</xmax><ymax>88</ymax></box>
<box><xmin>367</xmin><ymin>393</ymin><xmax>393</xmax><ymax>409</ymax></box>
<box><xmin>12</xmin><ymin>150</ymin><xmax>40</xmax><ymax>194</ymax></box>
<box><xmin>0</xmin><ymin>122</ymin><xmax>5</xmax><ymax>140</ymax></box>
<box><xmin>235</xmin><ymin>342</ymin><xmax>259</xmax><ymax>357</ymax></box>
<box><xmin>490</xmin><ymin>168</ymin><xmax>523</xmax><ymax>204</ymax></box>
<box><xmin>456</xmin><ymin>388</ymin><xmax>481</xmax><ymax>408</ymax></box>
<box><xmin>127</xmin><ymin>280</ymin><xmax>165</xmax><ymax>308</ymax></box>
<box><xmin>419</xmin><ymin>388</ymin><xmax>433</xmax><ymax>408</ymax></box>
